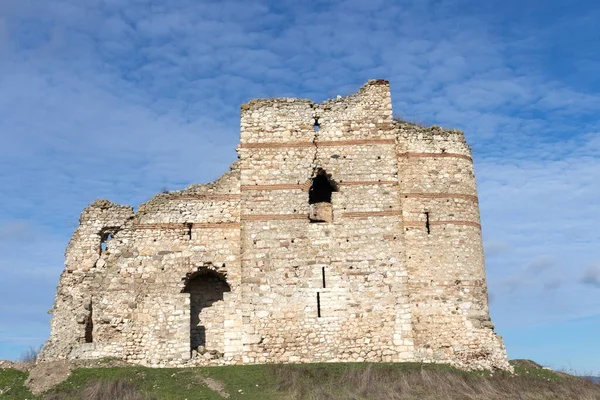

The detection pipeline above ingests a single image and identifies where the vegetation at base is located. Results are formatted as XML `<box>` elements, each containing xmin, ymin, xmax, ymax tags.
<box><xmin>1</xmin><ymin>360</ymin><xmax>599</xmax><ymax>400</ymax></box>
<box><xmin>0</xmin><ymin>368</ymin><xmax>35</xmax><ymax>399</ymax></box>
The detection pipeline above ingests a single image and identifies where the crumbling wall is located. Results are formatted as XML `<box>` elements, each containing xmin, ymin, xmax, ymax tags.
<box><xmin>41</xmin><ymin>80</ymin><xmax>510</xmax><ymax>371</ymax></box>
<box><xmin>41</xmin><ymin>165</ymin><xmax>242</xmax><ymax>367</ymax></box>
<box><xmin>396</xmin><ymin>123</ymin><xmax>511</xmax><ymax>370</ymax></box>
<box><xmin>237</xmin><ymin>80</ymin><xmax>414</xmax><ymax>364</ymax></box>
<box><xmin>39</xmin><ymin>200</ymin><xmax>134</xmax><ymax>361</ymax></box>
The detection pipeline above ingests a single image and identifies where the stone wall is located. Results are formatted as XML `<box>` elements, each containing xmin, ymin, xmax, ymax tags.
<box><xmin>39</xmin><ymin>80</ymin><xmax>510</xmax><ymax>371</ymax></box>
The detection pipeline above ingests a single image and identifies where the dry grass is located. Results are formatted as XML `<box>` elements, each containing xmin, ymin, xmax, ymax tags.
<box><xmin>43</xmin><ymin>379</ymin><xmax>156</xmax><ymax>400</ymax></box>
<box><xmin>18</xmin><ymin>346</ymin><xmax>40</xmax><ymax>365</ymax></box>
<box><xmin>268</xmin><ymin>363</ymin><xmax>600</xmax><ymax>400</ymax></box>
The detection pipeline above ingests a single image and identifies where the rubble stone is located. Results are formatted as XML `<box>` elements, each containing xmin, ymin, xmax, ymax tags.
<box><xmin>39</xmin><ymin>80</ymin><xmax>510</xmax><ymax>371</ymax></box>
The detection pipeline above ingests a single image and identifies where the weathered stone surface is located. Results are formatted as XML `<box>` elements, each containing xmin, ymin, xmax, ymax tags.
<box><xmin>25</xmin><ymin>360</ymin><xmax>72</xmax><ymax>394</ymax></box>
<box><xmin>39</xmin><ymin>80</ymin><xmax>510</xmax><ymax>371</ymax></box>
<box><xmin>0</xmin><ymin>360</ymin><xmax>31</xmax><ymax>372</ymax></box>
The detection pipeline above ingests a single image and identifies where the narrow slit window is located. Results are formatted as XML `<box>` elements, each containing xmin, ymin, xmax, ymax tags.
<box><xmin>186</xmin><ymin>223</ymin><xmax>193</xmax><ymax>240</ymax></box>
<box><xmin>425</xmin><ymin>212</ymin><xmax>431</xmax><ymax>234</ymax></box>
<box><xmin>317</xmin><ymin>292</ymin><xmax>321</xmax><ymax>318</ymax></box>
<box><xmin>313</xmin><ymin>118</ymin><xmax>320</xmax><ymax>132</ymax></box>
<box><xmin>322</xmin><ymin>267</ymin><xmax>326</xmax><ymax>288</ymax></box>
<box><xmin>85</xmin><ymin>301</ymin><xmax>93</xmax><ymax>343</ymax></box>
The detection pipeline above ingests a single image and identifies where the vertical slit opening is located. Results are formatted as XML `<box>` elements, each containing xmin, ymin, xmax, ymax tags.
<box><xmin>85</xmin><ymin>301</ymin><xmax>93</xmax><ymax>343</ymax></box>
<box><xmin>425</xmin><ymin>212</ymin><xmax>431</xmax><ymax>234</ymax></box>
<box><xmin>186</xmin><ymin>223</ymin><xmax>193</xmax><ymax>240</ymax></box>
<box><xmin>317</xmin><ymin>292</ymin><xmax>321</xmax><ymax>318</ymax></box>
<box><xmin>322</xmin><ymin>267</ymin><xmax>326</xmax><ymax>288</ymax></box>
<box><xmin>313</xmin><ymin>118</ymin><xmax>320</xmax><ymax>132</ymax></box>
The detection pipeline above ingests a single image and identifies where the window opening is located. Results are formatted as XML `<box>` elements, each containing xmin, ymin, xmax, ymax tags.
<box><xmin>85</xmin><ymin>301</ymin><xmax>93</xmax><ymax>343</ymax></box>
<box><xmin>100</xmin><ymin>233</ymin><xmax>113</xmax><ymax>253</ymax></box>
<box><xmin>425</xmin><ymin>212</ymin><xmax>431</xmax><ymax>234</ymax></box>
<box><xmin>317</xmin><ymin>292</ymin><xmax>322</xmax><ymax>318</ymax></box>
<box><xmin>309</xmin><ymin>169</ymin><xmax>337</xmax><ymax>204</ymax></box>
<box><xmin>313</xmin><ymin>118</ymin><xmax>320</xmax><ymax>132</ymax></box>
<box><xmin>182</xmin><ymin>269</ymin><xmax>231</xmax><ymax>355</ymax></box>
<box><xmin>322</xmin><ymin>267</ymin><xmax>326</xmax><ymax>288</ymax></box>
<box><xmin>186</xmin><ymin>223</ymin><xmax>193</xmax><ymax>240</ymax></box>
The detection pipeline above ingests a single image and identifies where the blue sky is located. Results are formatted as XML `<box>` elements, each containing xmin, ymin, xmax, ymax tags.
<box><xmin>0</xmin><ymin>0</ymin><xmax>599</xmax><ymax>374</ymax></box>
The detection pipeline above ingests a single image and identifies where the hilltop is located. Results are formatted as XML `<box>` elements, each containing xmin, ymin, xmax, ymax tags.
<box><xmin>1</xmin><ymin>360</ymin><xmax>599</xmax><ymax>399</ymax></box>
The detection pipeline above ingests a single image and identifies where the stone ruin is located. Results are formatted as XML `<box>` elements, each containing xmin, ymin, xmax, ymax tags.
<box><xmin>39</xmin><ymin>79</ymin><xmax>511</xmax><ymax>370</ymax></box>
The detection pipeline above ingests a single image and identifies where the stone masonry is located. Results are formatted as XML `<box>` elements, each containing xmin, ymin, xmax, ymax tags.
<box><xmin>39</xmin><ymin>80</ymin><xmax>511</xmax><ymax>371</ymax></box>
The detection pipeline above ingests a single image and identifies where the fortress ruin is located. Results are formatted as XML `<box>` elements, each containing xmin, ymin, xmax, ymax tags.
<box><xmin>39</xmin><ymin>80</ymin><xmax>510</xmax><ymax>370</ymax></box>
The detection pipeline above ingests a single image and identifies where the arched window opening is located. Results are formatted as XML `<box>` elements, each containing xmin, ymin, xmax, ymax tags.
<box><xmin>309</xmin><ymin>169</ymin><xmax>337</xmax><ymax>223</ymax></box>
<box><xmin>182</xmin><ymin>269</ymin><xmax>231</xmax><ymax>357</ymax></box>
<box><xmin>309</xmin><ymin>169</ymin><xmax>337</xmax><ymax>204</ymax></box>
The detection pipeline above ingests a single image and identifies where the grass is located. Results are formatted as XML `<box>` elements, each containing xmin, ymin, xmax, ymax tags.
<box><xmin>0</xmin><ymin>368</ymin><xmax>35</xmax><ymax>399</ymax></box>
<box><xmin>0</xmin><ymin>360</ymin><xmax>598</xmax><ymax>400</ymax></box>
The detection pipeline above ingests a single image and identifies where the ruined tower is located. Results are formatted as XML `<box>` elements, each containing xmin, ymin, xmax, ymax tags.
<box><xmin>39</xmin><ymin>80</ymin><xmax>510</xmax><ymax>370</ymax></box>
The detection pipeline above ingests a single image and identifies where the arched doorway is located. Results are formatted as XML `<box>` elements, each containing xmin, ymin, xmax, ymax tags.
<box><xmin>182</xmin><ymin>269</ymin><xmax>231</xmax><ymax>354</ymax></box>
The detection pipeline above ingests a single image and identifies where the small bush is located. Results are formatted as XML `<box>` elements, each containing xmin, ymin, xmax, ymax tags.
<box><xmin>18</xmin><ymin>346</ymin><xmax>40</xmax><ymax>364</ymax></box>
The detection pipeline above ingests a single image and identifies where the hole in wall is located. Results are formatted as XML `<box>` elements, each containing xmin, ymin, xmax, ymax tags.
<box><xmin>322</xmin><ymin>267</ymin><xmax>326</xmax><ymax>288</ymax></box>
<box><xmin>100</xmin><ymin>232</ymin><xmax>113</xmax><ymax>253</ymax></box>
<box><xmin>317</xmin><ymin>292</ymin><xmax>321</xmax><ymax>318</ymax></box>
<box><xmin>314</xmin><ymin>118</ymin><xmax>320</xmax><ymax>132</ymax></box>
<box><xmin>308</xmin><ymin>169</ymin><xmax>337</xmax><ymax>223</ymax></box>
<box><xmin>309</xmin><ymin>169</ymin><xmax>337</xmax><ymax>204</ymax></box>
<box><xmin>85</xmin><ymin>301</ymin><xmax>93</xmax><ymax>343</ymax></box>
<box><xmin>425</xmin><ymin>212</ymin><xmax>431</xmax><ymax>234</ymax></box>
<box><xmin>182</xmin><ymin>269</ymin><xmax>231</xmax><ymax>354</ymax></box>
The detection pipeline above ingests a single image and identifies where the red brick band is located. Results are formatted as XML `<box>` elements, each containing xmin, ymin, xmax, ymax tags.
<box><xmin>410</xmin><ymin>281</ymin><xmax>485</xmax><ymax>288</ymax></box>
<box><xmin>437</xmin><ymin>283</ymin><xmax>485</xmax><ymax>287</ymax></box>
<box><xmin>241</xmin><ymin>181</ymin><xmax>397</xmax><ymax>191</ymax></box>
<box><xmin>340</xmin><ymin>180</ymin><xmax>397</xmax><ymax>186</ymax></box>
<box><xmin>239</xmin><ymin>138</ymin><xmax>396</xmax><ymax>149</ymax></box>
<box><xmin>401</xmin><ymin>193</ymin><xmax>478</xmax><ymax>203</ymax></box>
<box><xmin>168</xmin><ymin>194</ymin><xmax>240</xmax><ymax>201</ymax></box>
<box><xmin>133</xmin><ymin>222</ymin><xmax>240</xmax><ymax>230</ymax></box>
<box><xmin>241</xmin><ymin>184</ymin><xmax>306</xmax><ymax>191</ymax></box>
<box><xmin>397</xmin><ymin>152</ymin><xmax>472</xmax><ymax>162</ymax></box>
<box><xmin>193</xmin><ymin>223</ymin><xmax>241</xmax><ymax>229</ymax></box>
<box><xmin>342</xmin><ymin>210</ymin><xmax>402</xmax><ymax>218</ymax></box>
<box><xmin>404</xmin><ymin>220</ymin><xmax>481</xmax><ymax>229</ymax></box>
<box><xmin>241</xmin><ymin>214</ymin><xmax>308</xmax><ymax>221</ymax></box>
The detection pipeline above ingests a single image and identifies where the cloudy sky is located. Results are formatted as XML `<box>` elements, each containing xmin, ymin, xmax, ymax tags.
<box><xmin>0</xmin><ymin>0</ymin><xmax>598</xmax><ymax>373</ymax></box>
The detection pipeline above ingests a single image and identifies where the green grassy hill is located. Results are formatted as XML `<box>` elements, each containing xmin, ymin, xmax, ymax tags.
<box><xmin>1</xmin><ymin>360</ymin><xmax>599</xmax><ymax>400</ymax></box>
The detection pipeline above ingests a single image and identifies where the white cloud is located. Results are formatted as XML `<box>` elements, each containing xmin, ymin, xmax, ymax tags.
<box><xmin>0</xmin><ymin>0</ymin><xmax>599</xmax><ymax>371</ymax></box>
<box><xmin>581</xmin><ymin>264</ymin><xmax>600</xmax><ymax>288</ymax></box>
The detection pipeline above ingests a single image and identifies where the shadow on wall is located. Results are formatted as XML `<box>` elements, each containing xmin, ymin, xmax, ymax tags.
<box><xmin>183</xmin><ymin>269</ymin><xmax>231</xmax><ymax>352</ymax></box>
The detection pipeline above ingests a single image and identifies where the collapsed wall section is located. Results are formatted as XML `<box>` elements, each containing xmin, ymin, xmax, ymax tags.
<box><xmin>395</xmin><ymin>123</ymin><xmax>511</xmax><ymax>370</ymax></box>
<box><xmin>238</xmin><ymin>80</ymin><xmax>415</xmax><ymax>364</ymax></box>
<box><xmin>39</xmin><ymin>200</ymin><xmax>134</xmax><ymax>361</ymax></box>
<box><xmin>40</xmin><ymin>79</ymin><xmax>510</xmax><ymax>371</ymax></box>
<box><xmin>40</xmin><ymin>165</ymin><xmax>243</xmax><ymax>367</ymax></box>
